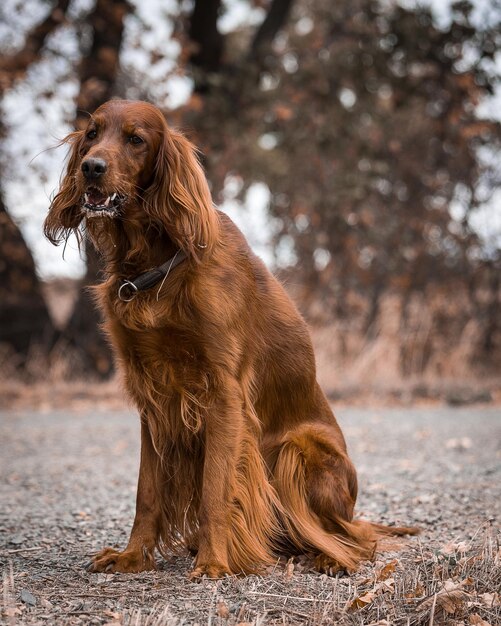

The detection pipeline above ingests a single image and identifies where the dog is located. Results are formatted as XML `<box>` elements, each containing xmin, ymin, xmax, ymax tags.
<box><xmin>44</xmin><ymin>99</ymin><xmax>416</xmax><ymax>578</ymax></box>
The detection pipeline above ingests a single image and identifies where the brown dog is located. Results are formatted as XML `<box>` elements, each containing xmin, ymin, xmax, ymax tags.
<box><xmin>44</xmin><ymin>99</ymin><xmax>416</xmax><ymax>578</ymax></box>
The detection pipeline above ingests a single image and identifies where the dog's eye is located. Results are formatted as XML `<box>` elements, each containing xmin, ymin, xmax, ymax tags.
<box><xmin>129</xmin><ymin>135</ymin><xmax>144</xmax><ymax>145</ymax></box>
<box><xmin>86</xmin><ymin>129</ymin><xmax>97</xmax><ymax>140</ymax></box>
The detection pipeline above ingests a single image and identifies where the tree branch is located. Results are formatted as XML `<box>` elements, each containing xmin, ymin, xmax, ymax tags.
<box><xmin>249</xmin><ymin>0</ymin><xmax>295</xmax><ymax>62</ymax></box>
<box><xmin>189</xmin><ymin>0</ymin><xmax>223</xmax><ymax>73</ymax></box>
<box><xmin>0</xmin><ymin>0</ymin><xmax>71</xmax><ymax>95</ymax></box>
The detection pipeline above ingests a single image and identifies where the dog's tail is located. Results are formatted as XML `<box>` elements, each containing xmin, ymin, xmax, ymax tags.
<box><xmin>273</xmin><ymin>438</ymin><xmax>418</xmax><ymax>571</ymax></box>
<box><xmin>369</xmin><ymin>521</ymin><xmax>420</xmax><ymax>537</ymax></box>
<box><xmin>273</xmin><ymin>440</ymin><xmax>376</xmax><ymax>571</ymax></box>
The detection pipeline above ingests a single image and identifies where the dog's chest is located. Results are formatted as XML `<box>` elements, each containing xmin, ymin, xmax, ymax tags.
<box><xmin>110</xmin><ymin>291</ymin><xmax>178</xmax><ymax>330</ymax></box>
<box><xmin>117</xmin><ymin>325</ymin><xmax>210</xmax><ymax>439</ymax></box>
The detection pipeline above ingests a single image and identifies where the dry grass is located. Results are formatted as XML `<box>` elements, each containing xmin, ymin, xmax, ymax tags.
<box><xmin>1</xmin><ymin>280</ymin><xmax>499</xmax><ymax>411</ymax></box>
<box><xmin>1</xmin><ymin>343</ymin><xmax>499</xmax><ymax>412</ymax></box>
<box><xmin>0</xmin><ymin>376</ymin><xmax>128</xmax><ymax>412</ymax></box>
<box><xmin>2</xmin><ymin>526</ymin><xmax>499</xmax><ymax>625</ymax></box>
<box><xmin>0</xmin><ymin>341</ymin><xmax>128</xmax><ymax>411</ymax></box>
<box><xmin>2</xmin><ymin>371</ymin><xmax>498</xmax><ymax>412</ymax></box>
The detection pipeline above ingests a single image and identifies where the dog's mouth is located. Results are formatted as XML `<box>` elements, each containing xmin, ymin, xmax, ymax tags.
<box><xmin>82</xmin><ymin>187</ymin><xmax>126</xmax><ymax>217</ymax></box>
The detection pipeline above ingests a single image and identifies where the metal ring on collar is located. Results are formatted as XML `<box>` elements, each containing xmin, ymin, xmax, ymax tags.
<box><xmin>118</xmin><ymin>280</ymin><xmax>139</xmax><ymax>302</ymax></box>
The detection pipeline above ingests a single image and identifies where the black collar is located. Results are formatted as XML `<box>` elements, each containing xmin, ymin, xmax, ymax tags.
<box><xmin>118</xmin><ymin>249</ymin><xmax>188</xmax><ymax>302</ymax></box>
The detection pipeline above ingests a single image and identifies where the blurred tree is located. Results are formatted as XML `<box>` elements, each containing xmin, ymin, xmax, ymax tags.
<box><xmin>0</xmin><ymin>0</ymin><xmax>128</xmax><ymax>376</ymax></box>
<box><xmin>178</xmin><ymin>0</ymin><xmax>501</xmax><ymax>373</ymax></box>
<box><xmin>0</xmin><ymin>0</ymin><xmax>499</xmax><ymax>380</ymax></box>
<box><xmin>0</xmin><ymin>0</ymin><xmax>70</xmax><ymax>366</ymax></box>
<box><xmin>0</xmin><ymin>198</ymin><xmax>56</xmax><ymax>365</ymax></box>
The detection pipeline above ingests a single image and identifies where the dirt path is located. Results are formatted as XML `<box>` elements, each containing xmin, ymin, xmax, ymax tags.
<box><xmin>1</xmin><ymin>406</ymin><xmax>500</xmax><ymax>625</ymax></box>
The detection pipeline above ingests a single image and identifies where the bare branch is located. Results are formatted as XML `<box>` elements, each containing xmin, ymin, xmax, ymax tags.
<box><xmin>249</xmin><ymin>0</ymin><xmax>295</xmax><ymax>62</ymax></box>
<box><xmin>188</xmin><ymin>0</ymin><xmax>223</xmax><ymax>73</ymax></box>
<box><xmin>0</xmin><ymin>0</ymin><xmax>71</xmax><ymax>95</ymax></box>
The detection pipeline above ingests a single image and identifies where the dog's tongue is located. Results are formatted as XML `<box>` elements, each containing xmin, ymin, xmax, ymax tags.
<box><xmin>87</xmin><ymin>189</ymin><xmax>108</xmax><ymax>206</ymax></box>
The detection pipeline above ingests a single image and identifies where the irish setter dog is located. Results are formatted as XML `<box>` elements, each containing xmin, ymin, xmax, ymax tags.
<box><xmin>44</xmin><ymin>100</ymin><xmax>416</xmax><ymax>579</ymax></box>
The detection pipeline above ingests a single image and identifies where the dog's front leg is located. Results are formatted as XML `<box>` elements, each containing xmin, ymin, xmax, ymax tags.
<box><xmin>88</xmin><ymin>418</ymin><xmax>160</xmax><ymax>573</ymax></box>
<box><xmin>190</xmin><ymin>383</ymin><xmax>243</xmax><ymax>579</ymax></box>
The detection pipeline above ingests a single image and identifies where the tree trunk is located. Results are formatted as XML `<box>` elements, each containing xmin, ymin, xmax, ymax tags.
<box><xmin>189</xmin><ymin>0</ymin><xmax>223</xmax><ymax>72</ymax></box>
<box><xmin>249</xmin><ymin>0</ymin><xmax>295</xmax><ymax>62</ymax></box>
<box><xmin>0</xmin><ymin>194</ymin><xmax>57</xmax><ymax>366</ymax></box>
<box><xmin>0</xmin><ymin>0</ymin><xmax>71</xmax><ymax>370</ymax></box>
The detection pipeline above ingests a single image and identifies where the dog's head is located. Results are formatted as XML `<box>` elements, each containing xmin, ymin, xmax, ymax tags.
<box><xmin>44</xmin><ymin>99</ymin><xmax>218</xmax><ymax>260</ymax></box>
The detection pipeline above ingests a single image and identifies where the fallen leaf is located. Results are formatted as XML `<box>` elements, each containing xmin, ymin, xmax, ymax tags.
<box><xmin>480</xmin><ymin>592</ymin><xmax>500</xmax><ymax>607</ymax></box>
<box><xmin>419</xmin><ymin>580</ymin><xmax>471</xmax><ymax>615</ymax></box>
<box><xmin>216</xmin><ymin>599</ymin><xmax>230</xmax><ymax>619</ymax></box>
<box><xmin>349</xmin><ymin>571</ymin><xmax>397</xmax><ymax>610</ymax></box>
<box><xmin>376</xmin><ymin>559</ymin><xmax>398</xmax><ymax>581</ymax></box>
<box><xmin>405</xmin><ymin>581</ymin><xmax>425</xmax><ymax>599</ymax></box>
<box><xmin>424</xmin><ymin>589</ymin><xmax>468</xmax><ymax>614</ymax></box>
<box><xmin>469</xmin><ymin>614</ymin><xmax>491</xmax><ymax>626</ymax></box>
<box><xmin>349</xmin><ymin>590</ymin><xmax>376</xmax><ymax>610</ymax></box>
<box><xmin>441</xmin><ymin>541</ymin><xmax>469</xmax><ymax>555</ymax></box>
<box><xmin>376</xmin><ymin>577</ymin><xmax>395</xmax><ymax>593</ymax></box>
<box><xmin>284</xmin><ymin>557</ymin><xmax>294</xmax><ymax>580</ymax></box>
<box><xmin>103</xmin><ymin>610</ymin><xmax>121</xmax><ymax>620</ymax></box>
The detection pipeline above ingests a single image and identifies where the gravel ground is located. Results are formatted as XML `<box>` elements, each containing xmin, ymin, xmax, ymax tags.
<box><xmin>1</xmin><ymin>406</ymin><xmax>500</xmax><ymax>625</ymax></box>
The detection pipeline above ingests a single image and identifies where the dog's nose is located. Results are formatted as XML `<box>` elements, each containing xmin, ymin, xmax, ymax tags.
<box><xmin>81</xmin><ymin>157</ymin><xmax>107</xmax><ymax>180</ymax></box>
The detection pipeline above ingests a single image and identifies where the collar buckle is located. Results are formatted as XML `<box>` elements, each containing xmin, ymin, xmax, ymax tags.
<box><xmin>118</xmin><ymin>280</ymin><xmax>139</xmax><ymax>302</ymax></box>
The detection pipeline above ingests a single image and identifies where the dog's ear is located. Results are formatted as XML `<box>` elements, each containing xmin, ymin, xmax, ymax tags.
<box><xmin>44</xmin><ymin>130</ymin><xmax>85</xmax><ymax>246</ymax></box>
<box><xmin>145</xmin><ymin>129</ymin><xmax>219</xmax><ymax>261</ymax></box>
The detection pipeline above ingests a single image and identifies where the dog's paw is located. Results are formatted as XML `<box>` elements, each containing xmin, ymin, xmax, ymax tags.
<box><xmin>189</xmin><ymin>561</ymin><xmax>232</xmax><ymax>580</ymax></box>
<box><xmin>314</xmin><ymin>554</ymin><xmax>345</xmax><ymax>577</ymax></box>
<box><xmin>86</xmin><ymin>546</ymin><xmax>156</xmax><ymax>573</ymax></box>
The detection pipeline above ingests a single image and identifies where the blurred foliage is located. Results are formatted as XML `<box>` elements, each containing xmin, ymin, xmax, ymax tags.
<box><xmin>0</xmin><ymin>0</ymin><xmax>500</xmax><ymax>377</ymax></box>
<box><xmin>181</xmin><ymin>1</ymin><xmax>501</xmax><ymax>310</ymax></box>
<box><xmin>178</xmin><ymin>0</ymin><xmax>501</xmax><ymax>371</ymax></box>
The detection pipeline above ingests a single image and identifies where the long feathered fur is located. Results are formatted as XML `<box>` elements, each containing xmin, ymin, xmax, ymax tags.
<box><xmin>43</xmin><ymin>99</ymin><xmax>417</xmax><ymax>578</ymax></box>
